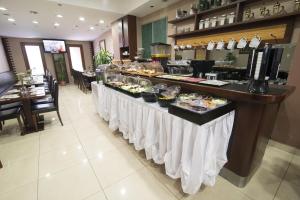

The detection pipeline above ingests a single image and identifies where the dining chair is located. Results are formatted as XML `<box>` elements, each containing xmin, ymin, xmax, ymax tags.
<box><xmin>79</xmin><ymin>73</ymin><xmax>90</xmax><ymax>93</ymax></box>
<box><xmin>31</xmin><ymin>81</ymin><xmax>63</xmax><ymax>130</ymax></box>
<box><xmin>32</xmin><ymin>78</ymin><xmax>55</xmax><ymax>105</ymax></box>
<box><xmin>0</xmin><ymin>106</ymin><xmax>24</xmax><ymax>135</ymax></box>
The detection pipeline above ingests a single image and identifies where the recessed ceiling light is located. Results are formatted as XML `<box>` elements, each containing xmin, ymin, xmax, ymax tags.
<box><xmin>99</xmin><ymin>20</ymin><xmax>104</xmax><ymax>24</ymax></box>
<box><xmin>8</xmin><ymin>18</ymin><xmax>15</xmax><ymax>22</ymax></box>
<box><xmin>90</xmin><ymin>26</ymin><xmax>95</xmax><ymax>30</ymax></box>
<box><xmin>54</xmin><ymin>22</ymin><xmax>60</xmax><ymax>27</ymax></box>
<box><xmin>79</xmin><ymin>17</ymin><xmax>85</xmax><ymax>21</ymax></box>
<box><xmin>29</xmin><ymin>10</ymin><xmax>38</xmax><ymax>15</ymax></box>
<box><xmin>56</xmin><ymin>14</ymin><xmax>63</xmax><ymax>18</ymax></box>
<box><xmin>0</xmin><ymin>7</ymin><xmax>7</xmax><ymax>11</ymax></box>
<box><xmin>32</xmin><ymin>20</ymin><xmax>38</xmax><ymax>24</ymax></box>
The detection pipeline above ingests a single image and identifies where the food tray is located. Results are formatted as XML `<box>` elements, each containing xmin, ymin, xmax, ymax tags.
<box><xmin>168</xmin><ymin>102</ymin><xmax>235</xmax><ymax>126</ymax></box>
<box><xmin>104</xmin><ymin>83</ymin><xmax>141</xmax><ymax>98</ymax></box>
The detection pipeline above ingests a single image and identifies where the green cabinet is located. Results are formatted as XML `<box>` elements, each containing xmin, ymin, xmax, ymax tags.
<box><xmin>142</xmin><ymin>17</ymin><xmax>167</xmax><ymax>58</ymax></box>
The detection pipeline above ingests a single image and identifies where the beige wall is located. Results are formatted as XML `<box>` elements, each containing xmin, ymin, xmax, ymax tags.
<box><xmin>0</xmin><ymin>37</ymin><xmax>10</xmax><ymax>73</ymax></box>
<box><xmin>93</xmin><ymin>30</ymin><xmax>114</xmax><ymax>55</ymax></box>
<box><xmin>5</xmin><ymin>37</ymin><xmax>93</xmax><ymax>83</ymax></box>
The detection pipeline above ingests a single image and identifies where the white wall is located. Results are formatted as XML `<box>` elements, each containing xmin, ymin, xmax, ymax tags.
<box><xmin>0</xmin><ymin>37</ymin><xmax>10</xmax><ymax>73</ymax></box>
<box><xmin>93</xmin><ymin>30</ymin><xmax>114</xmax><ymax>55</ymax></box>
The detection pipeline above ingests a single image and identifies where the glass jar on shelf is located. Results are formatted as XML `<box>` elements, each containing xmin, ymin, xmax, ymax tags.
<box><xmin>210</xmin><ymin>17</ymin><xmax>217</xmax><ymax>27</ymax></box>
<box><xmin>218</xmin><ymin>14</ymin><xmax>226</xmax><ymax>26</ymax></box>
<box><xmin>199</xmin><ymin>19</ymin><xmax>205</xmax><ymax>29</ymax></box>
<box><xmin>204</xmin><ymin>18</ymin><xmax>210</xmax><ymax>28</ymax></box>
<box><xmin>228</xmin><ymin>12</ymin><xmax>235</xmax><ymax>24</ymax></box>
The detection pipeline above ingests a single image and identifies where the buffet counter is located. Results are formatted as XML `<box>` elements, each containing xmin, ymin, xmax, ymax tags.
<box><xmin>92</xmin><ymin>82</ymin><xmax>235</xmax><ymax>194</ymax></box>
<box><xmin>137</xmin><ymin>76</ymin><xmax>295</xmax><ymax>187</ymax></box>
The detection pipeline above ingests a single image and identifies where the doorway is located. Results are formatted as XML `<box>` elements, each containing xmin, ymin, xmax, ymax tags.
<box><xmin>67</xmin><ymin>44</ymin><xmax>85</xmax><ymax>72</ymax></box>
<box><xmin>52</xmin><ymin>53</ymin><xmax>69</xmax><ymax>83</ymax></box>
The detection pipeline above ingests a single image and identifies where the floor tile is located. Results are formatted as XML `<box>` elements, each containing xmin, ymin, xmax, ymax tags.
<box><xmin>104</xmin><ymin>168</ymin><xmax>177</xmax><ymax>200</ymax></box>
<box><xmin>0</xmin><ymin>181</ymin><xmax>37</xmax><ymax>200</ymax></box>
<box><xmin>183</xmin><ymin>177</ymin><xmax>252</xmax><ymax>200</ymax></box>
<box><xmin>262</xmin><ymin>146</ymin><xmax>293</xmax><ymax>177</ymax></box>
<box><xmin>39</xmin><ymin>125</ymin><xmax>80</xmax><ymax>153</ymax></box>
<box><xmin>274</xmin><ymin>181</ymin><xmax>300</xmax><ymax>200</ymax></box>
<box><xmin>84</xmin><ymin>192</ymin><xmax>107</xmax><ymax>200</ymax></box>
<box><xmin>146</xmin><ymin>162</ymin><xmax>185</xmax><ymax>199</ymax></box>
<box><xmin>39</xmin><ymin>143</ymin><xmax>87</xmax><ymax>178</ymax></box>
<box><xmin>81</xmin><ymin>134</ymin><xmax>122</xmax><ymax>159</ymax></box>
<box><xmin>38</xmin><ymin>163</ymin><xmax>102</xmax><ymax>200</ymax></box>
<box><xmin>90</xmin><ymin>147</ymin><xmax>144</xmax><ymax>188</ymax></box>
<box><xmin>237</xmin><ymin>168</ymin><xmax>282</xmax><ymax>200</ymax></box>
<box><xmin>284</xmin><ymin>154</ymin><xmax>300</xmax><ymax>186</ymax></box>
<box><xmin>0</xmin><ymin>136</ymin><xmax>39</xmax><ymax>165</ymax></box>
<box><xmin>0</xmin><ymin>156</ymin><xmax>38</xmax><ymax>194</ymax></box>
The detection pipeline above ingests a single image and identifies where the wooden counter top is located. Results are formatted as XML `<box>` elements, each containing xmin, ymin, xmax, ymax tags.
<box><xmin>146</xmin><ymin>76</ymin><xmax>295</xmax><ymax>104</ymax></box>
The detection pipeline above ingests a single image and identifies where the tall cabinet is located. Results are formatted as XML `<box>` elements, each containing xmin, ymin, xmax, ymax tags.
<box><xmin>112</xmin><ymin>15</ymin><xmax>137</xmax><ymax>60</ymax></box>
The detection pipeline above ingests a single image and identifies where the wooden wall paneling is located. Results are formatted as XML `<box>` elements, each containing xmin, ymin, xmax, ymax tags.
<box><xmin>127</xmin><ymin>15</ymin><xmax>137</xmax><ymax>60</ymax></box>
<box><xmin>1</xmin><ymin>38</ymin><xmax>17</xmax><ymax>74</ymax></box>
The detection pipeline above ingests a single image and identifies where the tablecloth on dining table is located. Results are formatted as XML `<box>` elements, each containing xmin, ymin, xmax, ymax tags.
<box><xmin>92</xmin><ymin>82</ymin><xmax>235</xmax><ymax>194</ymax></box>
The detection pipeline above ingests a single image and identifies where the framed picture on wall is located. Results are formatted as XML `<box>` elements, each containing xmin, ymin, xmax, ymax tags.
<box><xmin>99</xmin><ymin>40</ymin><xmax>106</xmax><ymax>51</ymax></box>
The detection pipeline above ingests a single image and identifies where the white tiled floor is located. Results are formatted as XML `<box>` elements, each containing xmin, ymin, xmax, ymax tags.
<box><xmin>0</xmin><ymin>84</ymin><xmax>299</xmax><ymax>200</ymax></box>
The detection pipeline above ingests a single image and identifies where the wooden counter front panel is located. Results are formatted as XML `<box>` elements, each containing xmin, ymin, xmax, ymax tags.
<box><xmin>225</xmin><ymin>102</ymin><xmax>280</xmax><ymax>177</ymax></box>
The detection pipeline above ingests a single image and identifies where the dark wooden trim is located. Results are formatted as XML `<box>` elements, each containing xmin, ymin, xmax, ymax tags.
<box><xmin>20</xmin><ymin>42</ymin><xmax>47</xmax><ymax>73</ymax></box>
<box><xmin>1</xmin><ymin>38</ymin><xmax>16</xmax><ymax>74</ymax></box>
<box><xmin>66</xmin><ymin>44</ymin><xmax>86</xmax><ymax>73</ymax></box>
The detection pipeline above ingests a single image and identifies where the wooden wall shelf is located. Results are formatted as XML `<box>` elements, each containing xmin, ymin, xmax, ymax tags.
<box><xmin>169</xmin><ymin>11</ymin><xmax>300</xmax><ymax>39</ymax></box>
<box><xmin>168</xmin><ymin>0</ymin><xmax>300</xmax><ymax>44</ymax></box>
<box><xmin>168</xmin><ymin>14</ymin><xmax>196</xmax><ymax>24</ymax></box>
<box><xmin>197</xmin><ymin>0</ymin><xmax>246</xmax><ymax>16</ymax></box>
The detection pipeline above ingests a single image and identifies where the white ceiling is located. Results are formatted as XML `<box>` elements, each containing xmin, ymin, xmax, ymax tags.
<box><xmin>0</xmin><ymin>0</ymin><xmax>180</xmax><ymax>41</ymax></box>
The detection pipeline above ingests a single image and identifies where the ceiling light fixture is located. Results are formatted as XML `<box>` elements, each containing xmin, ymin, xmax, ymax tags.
<box><xmin>99</xmin><ymin>20</ymin><xmax>104</xmax><ymax>24</ymax></box>
<box><xmin>90</xmin><ymin>26</ymin><xmax>95</xmax><ymax>30</ymax></box>
<box><xmin>32</xmin><ymin>20</ymin><xmax>38</xmax><ymax>24</ymax></box>
<box><xmin>56</xmin><ymin>14</ymin><xmax>63</xmax><ymax>18</ymax></box>
<box><xmin>0</xmin><ymin>7</ymin><xmax>7</xmax><ymax>11</ymax></box>
<box><xmin>29</xmin><ymin>10</ymin><xmax>38</xmax><ymax>15</ymax></box>
<box><xmin>79</xmin><ymin>17</ymin><xmax>85</xmax><ymax>21</ymax></box>
<box><xmin>54</xmin><ymin>22</ymin><xmax>60</xmax><ymax>27</ymax></box>
<box><xmin>8</xmin><ymin>18</ymin><xmax>15</xmax><ymax>22</ymax></box>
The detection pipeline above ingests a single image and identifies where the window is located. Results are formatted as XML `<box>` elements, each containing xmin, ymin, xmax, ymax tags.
<box><xmin>67</xmin><ymin>45</ymin><xmax>85</xmax><ymax>72</ymax></box>
<box><xmin>142</xmin><ymin>17</ymin><xmax>167</xmax><ymax>58</ymax></box>
<box><xmin>21</xmin><ymin>43</ymin><xmax>46</xmax><ymax>75</ymax></box>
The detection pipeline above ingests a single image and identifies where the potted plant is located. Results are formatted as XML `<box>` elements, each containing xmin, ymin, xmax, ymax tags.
<box><xmin>93</xmin><ymin>49</ymin><xmax>113</xmax><ymax>83</ymax></box>
<box><xmin>94</xmin><ymin>49</ymin><xmax>112</xmax><ymax>67</ymax></box>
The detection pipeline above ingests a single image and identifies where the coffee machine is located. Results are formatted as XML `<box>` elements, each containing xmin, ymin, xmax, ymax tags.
<box><xmin>246</xmin><ymin>44</ymin><xmax>284</xmax><ymax>94</ymax></box>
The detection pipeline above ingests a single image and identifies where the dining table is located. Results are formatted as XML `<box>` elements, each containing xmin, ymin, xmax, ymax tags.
<box><xmin>82</xmin><ymin>72</ymin><xmax>96</xmax><ymax>90</ymax></box>
<box><xmin>0</xmin><ymin>80</ymin><xmax>47</xmax><ymax>134</ymax></box>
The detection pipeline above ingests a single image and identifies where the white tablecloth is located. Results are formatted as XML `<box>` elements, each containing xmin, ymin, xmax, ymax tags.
<box><xmin>92</xmin><ymin>82</ymin><xmax>235</xmax><ymax>194</ymax></box>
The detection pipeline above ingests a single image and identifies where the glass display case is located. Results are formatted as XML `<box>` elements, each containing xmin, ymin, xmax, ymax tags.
<box><xmin>123</xmin><ymin>62</ymin><xmax>164</xmax><ymax>77</ymax></box>
<box><xmin>150</xmin><ymin>43</ymin><xmax>171</xmax><ymax>58</ymax></box>
<box><xmin>168</xmin><ymin>93</ymin><xmax>235</xmax><ymax>125</ymax></box>
<box><xmin>157</xmin><ymin>85</ymin><xmax>181</xmax><ymax>108</ymax></box>
<box><xmin>104</xmin><ymin>75</ymin><xmax>152</xmax><ymax>98</ymax></box>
